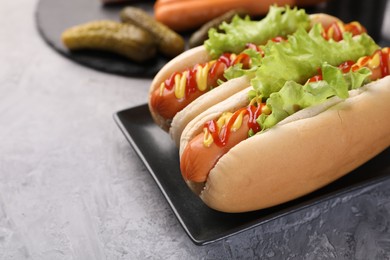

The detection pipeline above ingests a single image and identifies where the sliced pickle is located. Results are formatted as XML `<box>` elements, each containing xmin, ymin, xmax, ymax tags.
<box><xmin>61</xmin><ymin>20</ymin><xmax>156</xmax><ymax>62</ymax></box>
<box><xmin>120</xmin><ymin>7</ymin><xmax>185</xmax><ymax>58</ymax></box>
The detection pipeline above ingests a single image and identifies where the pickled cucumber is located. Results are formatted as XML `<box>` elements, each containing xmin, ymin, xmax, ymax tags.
<box><xmin>188</xmin><ymin>9</ymin><xmax>248</xmax><ymax>48</ymax></box>
<box><xmin>61</xmin><ymin>20</ymin><xmax>156</xmax><ymax>62</ymax></box>
<box><xmin>120</xmin><ymin>7</ymin><xmax>185</xmax><ymax>58</ymax></box>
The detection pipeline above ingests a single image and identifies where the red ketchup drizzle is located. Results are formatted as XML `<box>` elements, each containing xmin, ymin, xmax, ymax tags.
<box><xmin>247</xmin><ymin>104</ymin><xmax>263</xmax><ymax>134</ymax></box>
<box><xmin>380</xmin><ymin>50</ymin><xmax>389</xmax><ymax>77</ymax></box>
<box><xmin>207</xmin><ymin>53</ymin><xmax>233</xmax><ymax>91</ymax></box>
<box><xmin>185</xmin><ymin>67</ymin><xmax>198</xmax><ymax>97</ymax></box>
<box><xmin>271</xmin><ymin>36</ymin><xmax>286</xmax><ymax>43</ymax></box>
<box><xmin>360</xmin><ymin>56</ymin><xmax>370</xmax><ymax>67</ymax></box>
<box><xmin>344</xmin><ymin>23</ymin><xmax>366</xmax><ymax>36</ymax></box>
<box><xmin>245</xmin><ymin>43</ymin><xmax>262</xmax><ymax>52</ymax></box>
<box><xmin>308</xmin><ymin>75</ymin><xmax>323</xmax><ymax>83</ymax></box>
<box><xmin>338</xmin><ymin>60</ymin><xmax>355</xmax><ymax>73</ymax></box>
<box><xmin>218</xmin><ymin>53</ymin><xmax>233</xmax><ymax>66</ymax></box>
<box><xmin>204</xmin><ymin>104</ymin><xmax>263</xmax><ymax>147</ymax></box>
<box><xmin>185</xmin><ymin>53</ymin><xmax>233</xmax><ymax>98</ymax></box>
<box><xmin>334</xmin><ymin>50</ymin><xmax>389</xmax><ymax>78</ymax></box>
<box><xmin>331</xmin><ymin>22</ymin><xmax>343</xmax><ymax>41</ymax></box>
<box><xmin>323</xmin><ymin>22</ymin><xmax>366</xmax><ymax>42</ymax></box>
<box><xmin>323</xmin><ymin>22</ymin><xmax>343</xmax><ymax>41</ymax></box>
<box><xmin>308</xmin><ymin>68</ymin><xmax>323</xmax><ymax>83</ymax></box>
<box><xmin>306</xmin><ymin>48</ymin><xmax>390</xmax><ymax>84</ymax></box>
<box><xmin>208</xmin><ymin>61</ymin><xmax>225</xmax><ymax>81</ymax></box>
<box><xmin>232</xmin><ymin>53</ymin><xmax>250</xmax><ymax>67</ymax></box>
<box><xmin>163</xmin><ymin>72</ymin><xmax>178</xmax><ymax>90</ymax></box>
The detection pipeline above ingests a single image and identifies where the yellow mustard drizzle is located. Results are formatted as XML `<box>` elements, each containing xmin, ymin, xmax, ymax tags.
<box><xmin>216</xmin><ymin>112</ymin><xmax>233</xmax><ymax>129</ymax></box>
<box><xmin>229</xmin><ymin>54</ymin><xmax>237</xmax><ymax>62</ymax></box>
<box><xmin>159</xmin><ymin>82</ymin><xmax>165</xmax><ymax>96</ymax></box>
<box><xmin>249</xmin><ymin>96</ymin><xmax>261</xmax><ymax>106</ymax></box>
<box><xmin>203</xmin><ymin>127</ymin><xmax>213</xmax><ymax>147</ymax></box>
<box><xmin>195</xmin><ymin>61</ymin><xmax>215</xmax><ymax>92</ymax></box>
<box><xmin>195</xmin><ymin>65</ymin><xmax>207</xmax><ymax>92</ymax></box>
<box><xmin>368</xmin><ymin>51</ymin><xmax>380</xmax><ymax>69</ymax></box>
<box><xmin>326</xmin><ymin>21</ymin><xmax>345</xmax><ymax>39</ymax></box>
<box><xmin>350</xmin><ymin>21</ymin><xmax>363</xmax><ymax>32</ymax></box>
<box><xmin>354</xmin><ymin>49</ymin><xmax>383</xmax><ymax>71</ymax></box>
<box><xmin>231</xmin><ymin>111</ymin><xmax>245</xmax><ymax>131</ymax></box>
<box><xmin>338</xmin><ymin>21</ymin><xmax>345</xmax><ymax>32</ymax></box>
<box><xmin>261</xmin><ymin>105</ymin><xmax>271</xmax><ymax>115</ymax></box>
<box><xmin>174</xmin><ymin>70</ymin><xmax>188</xmax><ymax>99</ymax></box>
<box><xmin>250</xmin><ymin>96</ymin><xmax>271</xmax><ymax>115</ymax></box>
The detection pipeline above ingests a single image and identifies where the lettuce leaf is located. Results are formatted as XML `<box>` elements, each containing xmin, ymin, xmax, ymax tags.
<box><xmin>223</xmin><ymin>48</ymin><xmax>262</xmax><ymax>81</ymax></box>
<box><xmin>204</xmin><ymin>5</ymin><xmax>311</xmax><ymax>58</ymax></box>
<box><xmin>251</xmin><ymin>24</ymin><xmax>379</xmax><ymax>98</ymax></box>
<box><xmin>257</xmin><ymin>63</ymin><xmax>372</xmax><ymax>130</ymax></box>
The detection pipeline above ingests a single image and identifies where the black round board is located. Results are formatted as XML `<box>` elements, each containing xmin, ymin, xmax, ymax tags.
<box><xmin>35</xmin><ymin>0</ymin><xmax>175</xmax><ymax>78</ymax></box>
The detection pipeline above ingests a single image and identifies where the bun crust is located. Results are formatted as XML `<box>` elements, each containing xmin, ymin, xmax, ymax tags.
<box><xmin>196</xmin><ymin>77</ymin><xmax>390</xmax><ymax>212</ymax></box>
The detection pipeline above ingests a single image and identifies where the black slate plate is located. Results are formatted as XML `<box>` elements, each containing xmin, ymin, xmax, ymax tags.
<box><xmin>114</xmin><ymin>104</ymin><xmax>390</xmax><ymax>245</ymax></box>
<box><xmin>35</xmin><ymin>0</ymin><xmax>171</xmax><ymax>78</ymax></box>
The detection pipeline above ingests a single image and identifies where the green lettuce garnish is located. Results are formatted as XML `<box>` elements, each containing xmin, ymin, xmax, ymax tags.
<box><xmin>223</xmin><ymin>48</ymin><xmax>262</xmax><ymax>81</ymax></box>
<box><xmin>205</xmin><ymin>5</ymin><xmax>311</xmax><ymax>58</ymax></box>
<box><xmin>257</xmin><ymin>63</ymin><xmax>372</xmax><ymax>130</ymax></box>
<box><xmin>250</xmin><ymin>24</ymin><xmax>378</xmax><ymax>98</ymax></box>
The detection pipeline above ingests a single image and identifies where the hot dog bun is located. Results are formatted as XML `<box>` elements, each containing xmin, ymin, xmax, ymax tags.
<box><xmin>182</xmin><ymin>76</ymin><xmax>390</xmax><ymax>212</ymax></box>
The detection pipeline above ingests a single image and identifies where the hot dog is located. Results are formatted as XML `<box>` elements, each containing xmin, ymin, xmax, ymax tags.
<box><xmin>148</xmin><ymin>6</ymin><xmax>367</xmax><ymax>147</ymax></box>
<box><xmin>179</xmin><ymin>45</ymin><xmax>390</xmax><ymax>212</ymax></box>
<box><xmin>154</xmin><ymin>0</ymin><xmax>328</xmax><ymax>32</ymax></box>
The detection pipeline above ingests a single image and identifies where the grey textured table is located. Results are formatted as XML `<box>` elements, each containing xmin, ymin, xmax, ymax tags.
<box><xmin>1</xmin><ymin>0</ymin><xmax>390</xmax><ymax>259</ymax></box>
